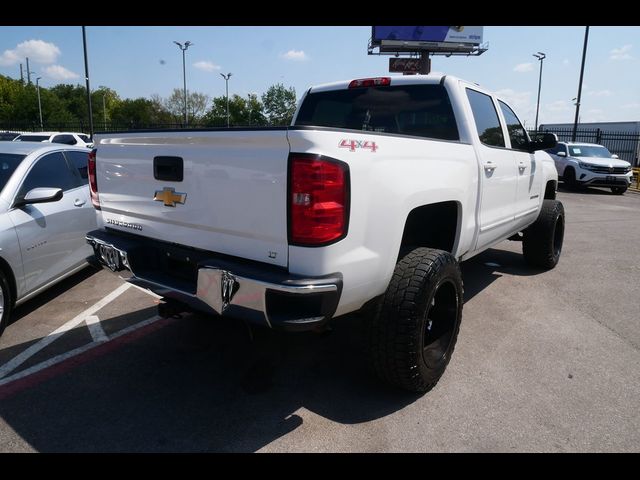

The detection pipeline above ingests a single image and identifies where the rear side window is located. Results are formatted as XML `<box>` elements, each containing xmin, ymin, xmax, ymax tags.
<box><xmin>52</xmin><ymin>134</ymin><xmax>77</xmax><ymax>145</ymax></box>
<box><xmin>64</xmin><ymin>150</ymin><xmax>89</xmax><ymax>182</ymax></box>
<box><xmin>466</xmin><ymin>89</ymin><xmax>505</xmax><ymax>147</ymax></box>
<box><xmin>78</xmin><ymin>134</ymin><xmax>91</xmax><ymax>143</ymax></box>
<box><xmin>295</xmin><ymin>84</ymin><xmax>459</xmax><ymax>141</ymax></box>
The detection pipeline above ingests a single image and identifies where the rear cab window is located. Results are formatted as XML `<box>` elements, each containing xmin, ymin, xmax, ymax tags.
<box><xmin>295</xmin><ymin>84</ymin><xmax>459</xmax><ymax>141</ymax></box>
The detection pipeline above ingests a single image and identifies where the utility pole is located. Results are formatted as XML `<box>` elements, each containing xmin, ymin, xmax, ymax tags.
<box><xmin>19</xmin><ymin>63</ymin><xmax>24</xmax><ymax>84</ymax></box>
<box><xmin>103</xmin><ymin>93</ymin><xmax>107</xmax><ymax>131</ymax></box>
<box><xmin>26</xmin><ymin>57</ymin><xmax>31</xmax><ymax>84</ymax></box>
<box><xmin>174</xmin><ymin>41</ymin><xmax>193</xmax><ymax>126</ymax></box>
<box><xmin>36</xmin><ymin>77</ymin><xmax>43</xmax><ymax>131</ymax></box>
<box><xmin>82</xmin><ymin>26</ymin><xmax>94</xmax><ymax>138</ymax></box>
<box><xmin>572</xmin><ymin>26</ymin><xmax>590</xmax><ymax>142</ymax></box>
<box><xmin>220</xmin><ymin>73</ymin><xmax>232</xmax><ymax>127</ymax></box>
<box><xmin>533</xmin><ymin>52</ymin><xmax>546</xmax><ymax>132</ymax></box>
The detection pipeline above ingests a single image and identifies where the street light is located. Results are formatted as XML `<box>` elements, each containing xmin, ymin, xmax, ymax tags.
<box><xmin>174</xmin><ymin>41</ymin><xmax>193</xmax><ymax>126</ymax></box>
<box><xmin>220</xmin><ymin>73</ymin><xmax>232</xmax><ymax>127</ymax></box>
<box><xmin>533</xmin><ymin>52</ymin><xmax>546</xmax><ymax>132</ymax></box>
<box><xmin>35</xmin><ymin>76</ymin><xmax>43</xmax><ymax>131</ymax></box>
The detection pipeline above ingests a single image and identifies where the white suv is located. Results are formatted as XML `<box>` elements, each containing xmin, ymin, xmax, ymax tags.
<box><xmin>546</xmin><ymin>141</ymin><xmax>633</xmax><ymax>194</ymax></box>
<box><xmin>14</xmin><ymin>132</ymin><xmax>93</xmax><ymax>148</ymax></box>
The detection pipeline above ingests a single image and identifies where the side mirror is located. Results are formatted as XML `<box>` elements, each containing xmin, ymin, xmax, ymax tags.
<box><xmin>557</xmin><ymin>151</ymin><xmax>567</xmax><ymax>157</ymax></box>
<box><xmin>611</xmin><ymin>154</ymin><xmax>619</xmax><ymax>159</ymax></box>
<box><xmin>529</xmin><ymin>133</ymin><xmax>558</xmax><ymax>152</ymax></box>
<box><xmin>15</xmin><ymin>187</ymin><xmax>63</xmax><ymax>207</ymax></box>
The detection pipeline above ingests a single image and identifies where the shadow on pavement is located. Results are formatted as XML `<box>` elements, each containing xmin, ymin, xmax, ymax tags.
<box><xmin>0</xmin><ymin>245</ymin><xmax>547</xmax><ymax>452</ymax></box>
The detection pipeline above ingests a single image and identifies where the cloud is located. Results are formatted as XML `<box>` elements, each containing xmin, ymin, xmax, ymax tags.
<box><xmin>546</xmin><ymin>100</ymin><xmax>571</xmax><ymax>112</ymax></box>
<box><xmin>0</xmin><ymin>39</ymin><xmax>61</xmax><ymax>66</ymax></box>
<box><xmin>193</xmin><ymin>60</ymin><xmax>220</xmax><ymax>72</ymax></box>
<box><xmin>495</xmin><ymin>89</ymin><xmax>532</xmax><ymax>111</ymax></box>
<box><xmin>610</xmin><ymin>44</ymin><xmax>632</xmax><ymax>60</ymax></box>
<box><xmin>43</xmin><ymin>65</ymin><xmax>79</xmax><ymax>81</ymax></box>
<box><xmin>562</xmin><ymin>59</ymin><xmax>569</xmax><ymax>66</ymax></box>
<box><xmin>622</xmin><ymin>102</ymin><xmax>640</xmax><ymax>109</ymax></box>
<box><xmin>588</xmin><ymin>89</ymin><xmax>613</xmax><ymax>97</ymax></box>
<box><xmin>513</xmin><ymin>63</ymin><xmax>534</xmax><ymax>73</ymax></box>
<box><xmin>281</xmin><ymin>50</ymin><xmax>308</xmax><ymax>61</ymax></box>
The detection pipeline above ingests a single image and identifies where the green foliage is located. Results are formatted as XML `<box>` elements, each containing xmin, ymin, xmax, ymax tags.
<box><xmin>203</xmin><ymin>93</ymin><xmax>267</xmax><ymax>127</ymax></box>
<box><xmin>0</xmin><ymin>73</ymin><xmax>298</xmax><ymax>130</ymax></box>
<box><xmin>261</xmin><ymin>83</ymin><xmax>297</xmax><ymax>126</ymax></box>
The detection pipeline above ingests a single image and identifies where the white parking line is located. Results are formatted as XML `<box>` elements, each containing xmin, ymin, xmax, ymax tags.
<box><xmin>0</xmin><ymin>283</ymin><xmax>132</xmax><ymax>380</ymax></box>
<box><xmin>0</xmin><ymin>315</ymin><xmax>162</xmax><ymax>387</ymax></box>
<box><xmin>85</xmin><ymin>315</ymin><xmax>109</xmax><ymax>343</ymax></box>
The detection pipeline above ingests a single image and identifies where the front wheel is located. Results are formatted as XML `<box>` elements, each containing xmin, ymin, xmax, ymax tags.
<box><xmin>523</xmin><ymin>200</ymin><xmax>565</xmax><ymax>269</ymax></box>
<box><xmin>611</xmin><ymin>186</ymin><xmax>627</xmax><ymax>195</ymax></box>
<box><xmin>366</xmin><ymin>247</ymin><xmax>463</xmax><ymax>393</ymax></box>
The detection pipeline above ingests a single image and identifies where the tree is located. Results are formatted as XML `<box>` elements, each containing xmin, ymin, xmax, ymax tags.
<box><xmin>262</xmin><ymin>83</ymin><xmax>296</xmax><ymax>126</ymax></box>
<box><xmin>163</xmin><ymin>88</ymin><xmax>210</xmax><ymax>124</ymax></box>
<box><xmin>203</xmin><ymin>93</ymin><xmax>267</xmax><ymax>127</ymax></box>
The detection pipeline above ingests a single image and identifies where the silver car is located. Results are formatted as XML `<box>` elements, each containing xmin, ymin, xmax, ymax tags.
<box><xmin>0</xmin><ymin>142</ymin><xmax>97</xmax><ymax>336</ymax></box>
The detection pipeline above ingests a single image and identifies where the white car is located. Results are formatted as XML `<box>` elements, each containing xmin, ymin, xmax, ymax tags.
<box><xmin>0</xmin><ymin>142</ymin><xmax>98</xmax><ymax>336</ymax></box>
<box><xmin>546</xmin><ymin>141</ymin><xmax>633</xmax><ymax>194</ymax></box>
<box><xmin>14</xmin><ymin>132</ymin><xmax>94</xmax><ymax>148</ymax></box>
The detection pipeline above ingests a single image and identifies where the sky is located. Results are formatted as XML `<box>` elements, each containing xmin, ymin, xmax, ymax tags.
<box><xmin>0</xmin><ymin>26</ymin><xmax>639</xmax><ymax>128</ymax></box>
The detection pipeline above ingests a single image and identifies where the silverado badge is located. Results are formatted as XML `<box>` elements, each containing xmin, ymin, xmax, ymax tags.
<box><xmin>154</xmin><ymin>187</ymin><xmax>187</xmax><ymax>207</ymax></box>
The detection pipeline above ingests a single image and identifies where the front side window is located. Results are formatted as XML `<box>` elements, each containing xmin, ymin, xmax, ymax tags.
<box><xmin>295</xmin><ymin>84</ymin><xmax>459</xmax><ymax>141</ymax></box>
<box><xmin>466</xmin><ymin>89</ymin><xmax>505</xmax><ymax>147</ymax></box>
<box><xmin>18</xmin><ymin>152</ymin><xmax>78</xmax><ymax>199</ymax></box>
<box><xmin>498</xmin><ymin>101</ymin><xmax>529</xmax><ymax>150</ymax></box>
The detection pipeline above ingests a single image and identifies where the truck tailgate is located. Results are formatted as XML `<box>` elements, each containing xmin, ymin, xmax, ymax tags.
<box><xmin>94</xmin><ymin>129</ymin><xmax>290</xmax><ymax>267</ymax></box>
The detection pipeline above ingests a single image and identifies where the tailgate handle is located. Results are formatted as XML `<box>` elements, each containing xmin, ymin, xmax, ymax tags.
<box><xmin>154</xmin><ymin>156</ymin><xmax>184</xmax><ymax>182</ymax></box>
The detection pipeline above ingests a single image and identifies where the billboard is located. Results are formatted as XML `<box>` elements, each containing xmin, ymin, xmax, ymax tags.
<box><xmin>372</xmin><ymin>26</ymin><xmax>483</xmax><ymax>45</ymax></box>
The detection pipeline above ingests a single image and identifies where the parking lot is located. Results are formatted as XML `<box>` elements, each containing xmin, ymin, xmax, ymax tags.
<box><xmin>0</xmin><ymin>186</ymin><xmax>638</xmax><ymax>452</ymax></box>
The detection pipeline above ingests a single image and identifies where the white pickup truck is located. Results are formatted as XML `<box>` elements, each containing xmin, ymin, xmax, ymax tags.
<box><xmin>86</xmin><ymin>74</ymin><xmax>564</xmax><ymax>392</ymax></box>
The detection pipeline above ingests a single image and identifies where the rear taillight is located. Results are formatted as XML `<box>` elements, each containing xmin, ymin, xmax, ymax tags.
<box><xmin>289</xmin><ymin>155</ymin><xmax>349</xmax><ymax>246</ymax></box>
<box><xmin>88</xmin><ymin>148</ymin><xmax>100</xmax><ymax>210</ymax></box>
<box><xmin>348</xmin><ymin>77</ymin><xmax>391</xmax><ymax>88</ymax></box>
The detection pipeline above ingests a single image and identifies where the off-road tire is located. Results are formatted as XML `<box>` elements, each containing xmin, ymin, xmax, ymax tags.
<box><xmin>367</xmin><ymin>247</ymin><xmax>463</xmax><ymax>393</ymax></box>
<box><xmin>522</xmin><ymin>200</ymin><xmax>565</xmax><ymax>269</ymax></box>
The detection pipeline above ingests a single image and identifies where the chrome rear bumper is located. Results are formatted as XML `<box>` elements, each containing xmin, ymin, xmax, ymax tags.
<box><xmin>86</xmin><ymin>229</ymin><xmax>342</xmax><ymax>330</ymax></box>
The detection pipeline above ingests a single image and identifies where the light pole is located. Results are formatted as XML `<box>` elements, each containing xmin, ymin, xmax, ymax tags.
<box><xmin>173</xmin><ymin>41</ymin><xmax>193</xmax><ymax>126</ymax></box>
<box><xmin>220</xmin><ymin>73</ymin><xmax>232</xmax><ymax>127</ymax></box>
<box><xmin>82</xmin><ymin>26</ymin><xmax>94</xmax><ymax>138</ymax></box>
<box><xmin>572</xmin><ymin>26</ymin><xmax>590</xmax><ymax>142</ymax></box>
<box><xmin>533</xmin><ymin>52</ymin><xmax>546</xmax><ymax>132</ymax></box>
<box><xmin>35</xmin><ymin>76</ymin><xmax>43</xmax><ymax>131</ymax></box>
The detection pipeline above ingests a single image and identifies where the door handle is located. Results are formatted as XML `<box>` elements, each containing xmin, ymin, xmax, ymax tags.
<box><xmin>483</xmin><ymin>161</ymin><xmax>497</xmax><ymax>172</ymax></box>
<box><xmin>74</xmin><ymin>198</ymin><xmax>86</xmax><ymax>207</ymax></box>
<box><xmin>518</xmin><ymin>161</ymin><xmax>527</xmax><ymax>171</ymax></box>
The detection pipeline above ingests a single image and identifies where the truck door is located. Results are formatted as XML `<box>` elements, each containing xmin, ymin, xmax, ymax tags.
<box><xmin>465</xmin><ymin>88</ymin><xmax>519</xmax><ymax>250</ymax></box>
<box><xmin>497</xmin><ymin>100</ymin><xmax>543</xmax><ymax>231</ymax></box>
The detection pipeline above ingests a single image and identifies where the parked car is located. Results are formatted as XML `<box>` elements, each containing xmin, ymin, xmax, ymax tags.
<box><xmin>0</xmin><ymin>132</ymin><xmax>22</xmax><ymax>141</ymax></box>
<box><xmin>13</xmin><ymin>132</ymin><xmax>94</xmax><ymax>148</ymax></box>
<box><xmin>546</xmin><ymin>141</ymin><xmax>633</xmax><ymax>194</ymax></box>
<box><xmin>0</xmin><ymin>142</ymin><xmax>97</xmax><ymax>336</ymax></box>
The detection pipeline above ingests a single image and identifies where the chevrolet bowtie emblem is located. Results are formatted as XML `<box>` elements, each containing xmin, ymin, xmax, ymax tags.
<box><xmin>154</xmin><ymin>187</ymin><xmax>187</xmax><ymax>207</ymax></box>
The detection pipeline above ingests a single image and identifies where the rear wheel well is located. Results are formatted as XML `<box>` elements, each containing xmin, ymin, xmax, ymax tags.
<box><xmin>400</xmin><ymin>202</ymin><xmax>458</xmax><ymax>257</ymax></box>
<box><xmin>544</xmin><ymin>180</ymin><xmax>557</xmax><ymax>199</ymax></box>
<box><xmin>0</xmin><ymin>257</ymin><xmax>17</xmax><ymax>307</ymax></box>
